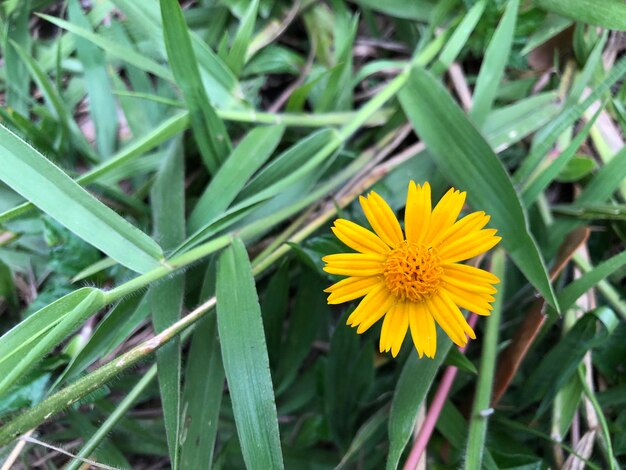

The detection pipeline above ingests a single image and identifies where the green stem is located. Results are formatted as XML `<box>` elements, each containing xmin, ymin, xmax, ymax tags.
<box><xmin>0</xmin><ymin>297</ymin><xmax>216</xmax><ymax>446</ymax></box>
<box><xmin>464</xmin><ymin>250</ymin><xmax>506</xmax><ymax>469</ymax></box>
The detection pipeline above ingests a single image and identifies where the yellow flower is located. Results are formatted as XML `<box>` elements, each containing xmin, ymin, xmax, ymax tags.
<box><xmin>322</xmin><ymin>181</ymin><xmax>501</xmax><ymax>358</ymax></box>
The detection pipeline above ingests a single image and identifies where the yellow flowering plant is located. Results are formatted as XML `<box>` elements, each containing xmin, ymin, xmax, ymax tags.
<box><xmin>323</xmin><ymin>181</ymin><xmax>501</xmax><ymax>358</ymax></box>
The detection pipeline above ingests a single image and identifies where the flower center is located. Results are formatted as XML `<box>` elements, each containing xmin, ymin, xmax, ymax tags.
<box><xmin>383</xmin><ymin>241</ymin><xmax>443</xmax><ymax>302</ymax></box>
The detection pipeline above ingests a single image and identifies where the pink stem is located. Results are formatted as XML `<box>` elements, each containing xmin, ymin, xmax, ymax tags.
<box><xmin>402</xmin><ymin>314</ymin><xmax>479</xmax><ymax>470</ymax></box>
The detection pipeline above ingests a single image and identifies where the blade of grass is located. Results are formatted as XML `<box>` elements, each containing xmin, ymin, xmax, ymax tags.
<box><xmin>10</xmin><ymin>40</ymin><xmax>97</xmax><ymax>162</ymax></box>
<box><xmin>149</xmin><ymin>140</ymin><xmax>185</xmax><ymax>469</ymax></box>
<box><xmin>0</xmin><ymin>289</ymin><xmax>105</xmax><ymax>398</ymax></box>
<box><xmin>386</xmin><ymin>331</ymin><xmax>452</xmax><ymax>470</ymax></box>
<box><xmin>160</xmin><ymin>0</ymin><xmax>231</xmax><ymax>174</ymax></box>
<box><xmin>68</xmin><ymin>0</ymin><xmax>118</xmax><ymax>158</ymax></box>
<box><xmin>0</xmin><ymin>287</ymin><xmax>101</xmax><ymax>370</ymax></box>
<box><xmin>65</xmin><ymin>365</ymin><xmax>157</xmax><ymax>470</ymax></box>
<box><xmin>513</xmin><ymin>56</ymin><xmax>626</xmax><ymax>185</ymax></box>
<box><xmin>399</xmin><ymin>66</ymin><xmax>559</xmax><ymax>311</ymax></box>
<box><xmin>470</xmin><ymin>0</ymin><xmax>519</xmax><ymax>126</ymax></box>
<box><xmin>188</xmin><ymin>124</ymin><xmax>285</xmax><ymax>232</ymax></box>
<box><xmin>216</xmin><ymin>238</ymin><xmax>284</xmax><ymax>469</ymax></box>
<box><xmin>522</xmin><ymin>106</ymin><xmax>601</xmax><ymax>206</ymax></box>
<box><xmin>4</xmin><ymin>0</ymin><xmax>30</xmax><ymax>116</ymax></box>
<box><xmin>431</xmin><ymin>1</ymin><xmax>486</xmax><ymax>75</ymax></box>
<box><xmin>558</xmin><ymin>250</ymin><xmax>626</xmax><ymax>313</ymax></box>
<box><xmin>464</xmin><ymin>250</ymin><xmax>506</xmax><ymax>469</ymax></box>
<box><xmin>226</xmin><ymin>0</ymin><xmax>258</xmax><ymax>76</ymax></box>
<box><xmin>37</xmin><ymin>13</ymin><xmax>173</xmax><ymax>80</ymax></box>
<box><xmin>180</xmin><ymin>261</ymin><xmax>224</xmax><ymax>469</ymax></box>
<box><xmin>536</xmin><ymin>0</ymin><xmax>626</xmax><ymax>30</ymax></box>
<box><xmin>0</xmin><ymin>123</ymin><xmax>164</xmax><ymax>273</ymax></box>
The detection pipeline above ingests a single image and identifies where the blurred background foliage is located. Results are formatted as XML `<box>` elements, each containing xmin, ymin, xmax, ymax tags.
<box><xmin>0</xmin><ymin>0</ymin><xmax>625</xmax><ymax>468</ymax></box>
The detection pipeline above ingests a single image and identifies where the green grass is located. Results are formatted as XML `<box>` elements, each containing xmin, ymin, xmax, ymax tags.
<box><xmin>0</xmin><ymin>1</ymin><xmax>625</xmax><ymax>468</ymax></box>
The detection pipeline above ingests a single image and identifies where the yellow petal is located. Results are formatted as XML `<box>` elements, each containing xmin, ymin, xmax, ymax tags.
<box><xmin>347</xmin><ymin>283</ymin><xmax>393</xmax><ymax>332</ymax></box>
<box><xmin>442</xmin><ymin>274</ymin><xmax>497</xmax><ymax>295</ymax></box>
<box><xmin>332</xmin><ymin>219</ymin><xmax>390</xmax><ymax>254</ymax></box>
<box><xmin>424</xmin><ymin>188</ymin><xmax>466</xmax><ymax>245</ymax></box>
<box><xmin>408</xmin><ymin>302</ymin><xmax>437</xmax><ymax>358</ymax></box>
<box><xmin>388</xmin><ymin>303</ymin><xmax>409</xmax><ymax>357</ymax></box>
<box><xmin>359</xmin><ymin>192</ymin><xmax>404</xmax><ymax>247</ymax></box>
<box><xmin>323</xmin><ymin>253</ymin><xmax>385</xmax><ymax>277</ymax></box>
<box><xmin>325</xmin><ymin>276</ymin><xmax>383</xmax><ymax>304</ymax></box>
<box><xmin>442</xmin><ymin>263</ymin><xmax>500</xmax><ymax>285</ymax></box>
<box><xmin>405</xmin><ymin>181</ymin><xmax>431</xmax><ymax>245</ymax></box>
<box><xmin>426</xmin><ymin>292</ymin><xmax>474</xmax><ymax>347</ymax></box>
<box><xmin>430</xmin><ymin>211</ymin><xmax>490</xmax><ymax>248</ymax></box>
<box><xmin>438</xmin><ymin>229</ymin><xmax>501</xmax><ymax>263</ymax></box>
<box><xmin>379</xmin><ymin>304</ymin><xmax>395</xmax><ymax>353</ymax></box>
<box><xmin>443</xmin><ymin>284</ymin><xmax>495</xmax><ymax>316</ymax></box>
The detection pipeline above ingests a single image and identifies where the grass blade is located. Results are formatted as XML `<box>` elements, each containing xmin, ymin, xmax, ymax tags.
<box><xmin>68</xmin><ymin>0</ymin><xmax>118</xmax><ymax>158</ymax></box>
<box><xmin>464</xmin><ymin>250</ymin><xmax>506</xmax><ymax>469</ymax></box>
<box><xmin>188</xmin><ymin>124</ymin><xmax>285</xmax><ymax>232</ymax></box>
<box><xmin>37</xmin><ymin>13</ymin><xmax>173</xmax><ymax>80</ymax></box>
<box><xmin>216</xmin><ymin>238</ymin><xmax>284</xmax><ymax>469</ymax></box>
<box><xmin>3</xmin><ymin>0</ymin><xmax>31</xmax><ymax>116</ymax></box>
<box><xmin>150</xmin><ymin>140</ymin><xmax>185</xmax><ymax>469</ymax></box>
<box><xmin>431</xmin><ymin>1</ymin><xmax>486</xmax><ymax>75</ymax></box>
<box><xmin>558</xmin><ymin>250</ymin><xmax>626</xmax><ymax>313</ymax></box>
<box><xmin>160</xmin><ymin>0</ymin><xmax>231</xmax><ymax>174</ymax></box>
<box><xmin>536</xmin><ymin>0</ymin><xmax>626</xmax><ymax>30</ymax></box>
<box><xmin>386</xmin><ymin>331</ymin><xmax>452</xmax><ymax>470</ymax></box>
<box><xmin>470</xmin><ymin>0</ymin><xmax>519</xmax><ymax>126</ymax></box>
<box><xmin>513</xmin><ymin>56</ymin><xmax>626</xmax><ymax>185</ymax></box>
<box><xmin>0</xmin><ymin>289</ymin><xmax>105</xmax><ymax>398</ymax></box>
<box><xmin>0</xmin><ymin>124</ymin><xmax>164</xmax><ymax>273</ymax></box>
<box><xmin>180</xmin><ymin>262</ymin><xmax>224</xmax><ymax>469</ymax></box>
<box><xmin>0</xmin><ymin>288</ymin><xmax>100</xmax><ymax>371</ymax></box>
<box><xmin>399</xmin><ymin>67</ymin><xmax>558</xmax><ymax>311</ymax></box>
<box><xmin>226</xmin><ymin>0</ymin><xmax>259</xmax><ymax>76</ymax></box>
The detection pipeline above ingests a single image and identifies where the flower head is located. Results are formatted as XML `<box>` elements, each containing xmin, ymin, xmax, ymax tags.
<box><xmin>323</xmin><ymin>181</ymin><xmax>501</xmax><ymax>358</ymax></box>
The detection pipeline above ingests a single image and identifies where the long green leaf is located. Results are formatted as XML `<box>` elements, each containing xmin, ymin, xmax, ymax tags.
<box><xmin>4</xmin><ymin>0</ymin><xmax>30</xmax><ymax>115</ymax></box>
<box><xmin>464</xmin><ymin>250</ymin><xmax>506</xmax><ymax>469</ymax></box>
<box><xmin>150</xmin><ymin>140</ymin><xmax>185</xmax><ymax>469</ymax></box>
<box><xmin>216</xmin><ymin>238</ymin><xmax>284</xmax><ymax>470</ymax></box>
<box><xmin>536</xmin><ymin>0</ymin><xmax>626</xmax><ymax>30</ymax></box>
<box><xmin>188</xmin><ymin>124</ymin><xmax>285</xmax><ymax>232</ymax></box>
<box><xmin>0</xmin><ymin>124</ymin><xmax>164</xmax><ymax>272</ymax></box>
<box><xmin>523</xmin><ymin>307</ymin><xmax>618</xmax><ymax>417</ymax></box>
<box><xmin>37</xmin><ymin>13</ymin><xmax>173</xmax><ymax>80</ymax></box>
<box><xmin>226</xmin><ymin>0</ymin><xmax>259</xmax><ymax>76</ymax></box>
<box><xmin>470</xmin><ymin>0</ymin><xmax>519</xmax><ymax>125</ymax></box>
<box><xmin>399</xmin><ymin>67</ymin><xmax>558</xmax><ymax>311</ymax></box>
<box><xmin>0</xmin><ymin>290</ymin><xmax>105</xmax><ymax>398</ymax></box>
<box><xmin>180</xmin><ymin>261</ymin><xmax>224</xmax><ymax>469</ymax></box>
<box><xmin>514</xmin><ymin>56</ymin><xmax>626</xmax><ymax>185</ymax></box>
<box><xmin>386</xmin><ymin>331</ymin><xmax>452</xmax><ymax>470</ymax></box>
<box><xmin>68</xmin><ymin>0</ymin><xmax>118</xmax><ymax>158</ymax></box>
<box><xmin>522</xmin><ymin>106</ymin><xmax>601</xmax><ymax>206</ymax></box>
<box><xmin>431</xmin><ymin>1</ymin><xmax>486</xmax><ymax>75</ymax></box>
<box><xmin>0</xmin><ymin>288</ymin><xmax>100</xmax><ymax>370</ymax></box>
<box><xmin>160</xmin><ymin>0</ymin><xmax>231</xmax><ymax>174</ymax></box>
<box><xmin>558</xmin><ymin>250</ymin><xmax>626</xmax><ymax>312</ymax></box>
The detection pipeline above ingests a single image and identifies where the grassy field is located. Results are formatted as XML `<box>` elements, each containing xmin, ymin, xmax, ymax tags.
<box><xmin>0</xmin><ymin>0</ymin><xmax>625</xmax><ymax>468</ymax></box>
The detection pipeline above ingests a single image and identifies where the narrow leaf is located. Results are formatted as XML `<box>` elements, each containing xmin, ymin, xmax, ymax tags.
<box><xmin>160</xmin><ymin>0</ymin><xmax>231</xmax><ymax>174</ymax></box>
<box><xmin>470</xmin><ymin>0</ymin><xmax>519</xmax><ymax>125</ymax></box>
<box><xmin>188</xmin><ymin>124</ymin><xmax>285</xmax><ymax>232</ymax></box>
<box><xmin>0</xmin><ymin>123</ymin><xmax>164</xmax><ymax>273</ymax></box>
<box><xmin>216</xmin><ymin>238</ymin><xmax>284</xmax><ymax>469</ymax></box>
<box><xmin>150</xmin><ymin>140</ymin><xmax>185</xmax><ymax>469</ymax></box>
<box><xmin>536</xmin><ymin>0</ymin><xmax>626</xmax><ymax>31</ymax></box>
<box><xmin>387</xmin><ymin>331</ymin><xmax>452</xmax><ymax>470</ymax></box>
<box><xmin>399</xmin><ymin>67</ymin><xmax>558</xmax><ymax>311</ymax></box>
